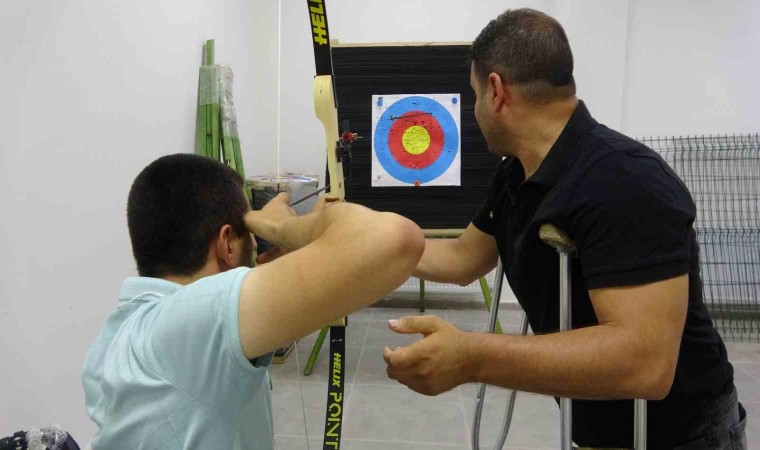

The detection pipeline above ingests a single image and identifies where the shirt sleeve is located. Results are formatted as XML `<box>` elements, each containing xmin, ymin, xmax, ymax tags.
<box><xmin>140</xmin><ymin>267</ymin><xmax>270</xmax><ymax>408</ymax></box>
<box><xmin>568</xmin><ymin>153</ymin><xmax>697</xmax><ymax>290</ymax></box>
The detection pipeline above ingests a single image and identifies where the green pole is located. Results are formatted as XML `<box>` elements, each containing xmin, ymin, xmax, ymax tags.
<box><xmin>196</xmin><ymin>43</ymin><xmax>208</xmax><ymax>157</ymax></box>
<box><xmin>211</xmin><ymin>103</ymin><xmax>220</xmax><ymax>162</ymax></box>
<box><xmin>479</xmin><ymin>276</ymin><xmax>504</xmax><ymax>334</ymax></box>
<box><xmin>205</xmin><ymin>39</ymin><xmax>215</xmax><ymax>65</ymax></box>
<box><xmin>304</xmin><ymin>327</ymin><xmax>329</xmax><ymax>376</ymax></box>
<box><xmin>418</xmin><ymin>279</ymin><xmax>426</xmax><ymax>312</ymax></box>
<box><xmin>205</xmin><ymin>39</ymin><xmax>217</xmax><ymax>161</ymax></box>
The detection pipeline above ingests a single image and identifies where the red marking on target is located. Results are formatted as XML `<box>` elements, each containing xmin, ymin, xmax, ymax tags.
<box><xmin>387</xmin><ymin>110</ymin><xmax>444</xmax><ymax>170</ymax></box>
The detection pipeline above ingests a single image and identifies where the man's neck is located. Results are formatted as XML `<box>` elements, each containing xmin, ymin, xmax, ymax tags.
<box><xmin>163</xmin><ymin>264</ymin><xmax>220</xmax><ymax>286</ymax></box>
<box><xmin>510</xmin><ymin>98</ymin><xmax>578</xmax><ymax>179</ymax></box>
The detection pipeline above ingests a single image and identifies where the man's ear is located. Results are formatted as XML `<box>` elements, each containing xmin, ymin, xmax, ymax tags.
<box><xmin>215</xmin><ymin>224</ymin><xmax>236</xmax><ymax>269</ymax></box>
<box><xmin>488</xmin><ymin>72</ymin><xmax>511</xmax><ymax>113</ymax></box>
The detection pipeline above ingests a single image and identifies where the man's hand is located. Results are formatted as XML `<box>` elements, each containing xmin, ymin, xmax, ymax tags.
<box><xmin>246</xmin><ymin>194</ymin><xmax>328</xmax><ymax>264</ymax></box>
<box><xmin>244</xmin><ymin>192</ymin><xmax>295</xmax><ymax>244</ymax></box>
<box><xmin>383</xmin><ymin>315</ymin><xmax>473</xmax><ymax>396</ymax></box>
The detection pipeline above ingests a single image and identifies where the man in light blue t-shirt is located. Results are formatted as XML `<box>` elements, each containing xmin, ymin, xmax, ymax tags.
<box><xmin>82</xmin><ymin>154</ymin><xmax>424</xmax><ymax>449</ymax></box>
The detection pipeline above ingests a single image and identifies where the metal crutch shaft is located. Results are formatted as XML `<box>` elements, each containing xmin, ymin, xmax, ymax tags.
<box><xmin>559</xmin><ymin>249</ymin><xmax>572</xmax><ymax>450</ymax></box>
<box><xmin>539</xmin><ymin>224</ymin><xmax>575</xmax><ymax>450</ymax></box>
<box><xmin>635</xmin><ymin>398</ymin><xmax>647</xmax><ymax>449</ymax></box>
<box><xmin>540</xmin><ymin>224</ymin><xmax>647</xmax><ymax>450</ymax></box>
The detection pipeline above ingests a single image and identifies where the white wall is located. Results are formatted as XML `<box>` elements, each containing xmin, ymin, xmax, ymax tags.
<box><xmin>553</xmin><ymin>0</ymin><xmax>630</xmax><ymax>130</ymax></box>
<box><xmin>0</xmin><ymin>0</ymin><xmax>278</xmax><ymax>442</ymax></box>
<box><xmin>621</xmin><ymin>0</ymin><xmax>760</xmax><ymax>136</ymax></box>
<box><xmin>1</xmin><ymin>0</ymin><xmax>757</xmax><ymax>445</ymax></box>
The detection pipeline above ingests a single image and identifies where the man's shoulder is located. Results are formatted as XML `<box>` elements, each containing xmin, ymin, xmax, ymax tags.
<box><xmin>555</xmin><ymin>126</ymin><xmax>695</xmax><ymax>221</ymax></box>
<box><xmin>579</xmin><ymin>125</ymin><xmax>658</xmax><ymax>167</ymax></box>
<box><xmin>176</xmin><ymin>267</ymin><xmax>253</xmax><ymax>298</ymax></box>
<box><xmin>573</xmin><ymin>126</ymin><xmax>683</xmax><ymax>188</ymax></box>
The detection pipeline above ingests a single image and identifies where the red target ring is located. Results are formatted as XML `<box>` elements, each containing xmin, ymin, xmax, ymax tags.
<box><xmin>387</xmin><ymin>110</ymin><xmax>444</xmax><ymax>170</ymax></box>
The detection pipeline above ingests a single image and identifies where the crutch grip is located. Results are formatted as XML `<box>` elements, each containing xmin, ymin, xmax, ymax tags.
<box><xmin>539</xmin><ymin>224</ymin><xmax>576</xmax><ymax>253</ymax></box>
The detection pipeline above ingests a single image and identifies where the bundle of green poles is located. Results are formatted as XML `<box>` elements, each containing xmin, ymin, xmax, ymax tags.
<box><xmin>196</xmin><ymin>39</ymin><xmax>251</xmax><ymax>202</ymax></box>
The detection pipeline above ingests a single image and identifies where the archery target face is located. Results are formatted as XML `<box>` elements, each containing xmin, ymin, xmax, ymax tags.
<box><xmin>372</xmin><ymin>94</ymin><xmax>461</xmax><ymax>187</ymax></box>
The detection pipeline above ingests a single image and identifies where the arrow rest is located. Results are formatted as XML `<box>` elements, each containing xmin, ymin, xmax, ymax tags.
<box><xmin>337</xmin><ymin>119</ymin><xmax>361</xmax><ymax>181</ymax></box>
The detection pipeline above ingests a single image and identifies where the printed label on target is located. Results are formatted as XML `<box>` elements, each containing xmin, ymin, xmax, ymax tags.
<box><xmin>372</xmin><ymin>94</ymin><xmax>461</xmax><ymax>187</ymax></box>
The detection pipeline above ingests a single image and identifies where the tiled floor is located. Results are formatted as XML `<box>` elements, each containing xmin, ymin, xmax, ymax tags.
<box><xmin>270</xmin><ymin>306</ymin><xmax>760</xmax><ymax>450</ymax></box>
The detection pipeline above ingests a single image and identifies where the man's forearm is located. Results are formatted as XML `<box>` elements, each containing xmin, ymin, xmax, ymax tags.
<box><xmin>413</xmin><ymin>239</ymin><xmax>466</xmax><ymax>283</ymax></box>
<box><xmin>413</xmin><ymin>225</ymin><xmax>499</xmax><ymax>285</ymax></box>
<box><xmin>465</xmin><ymin>324</ymin><xmax>670</xmax><ymax>400</ymax></box>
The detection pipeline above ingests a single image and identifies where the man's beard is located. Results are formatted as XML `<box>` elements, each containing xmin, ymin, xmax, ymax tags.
<box><xmin>484</xmin><ymin>128</ymin><xmax>512</xmax><ymax>157</ymax></box>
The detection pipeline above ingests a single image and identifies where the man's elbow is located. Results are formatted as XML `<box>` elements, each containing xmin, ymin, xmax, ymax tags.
<box><xmin>384</xmin><ymin>215</ymin><xmax>425</xmax><ymax>267</ymax></box>
<box><xmin>633</xmin><ymin>358</ymin><xmax>677</xmax><ymax>401</ymax></box>
<box><xmin>454</xmin><ymin>273</ymin><xmax>481</xmax><ymax>287</ymax></box>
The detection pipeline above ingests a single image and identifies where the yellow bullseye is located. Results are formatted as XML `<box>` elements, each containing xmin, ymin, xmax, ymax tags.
<box><xmin>402</xmin><ymin>125</ymin><xmax>431</xmax><ymax>155</ymax></box>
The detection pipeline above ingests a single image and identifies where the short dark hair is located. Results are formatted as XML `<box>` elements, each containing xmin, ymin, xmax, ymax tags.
<box><xmin>471</xmin><ymin>8</ymin><xmax>575</xmax><ymax>101</ymax></box>
<box><xmin>127</xmin><ymin>153</ymin><xmax>249</xmax><ymax>277</ymax></box>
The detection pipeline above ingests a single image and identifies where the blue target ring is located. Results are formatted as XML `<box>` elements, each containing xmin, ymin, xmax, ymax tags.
<box><xmin>374</xmin><ymin>96</ymin><xmax>459</xmax><ymax>184</ymax></box>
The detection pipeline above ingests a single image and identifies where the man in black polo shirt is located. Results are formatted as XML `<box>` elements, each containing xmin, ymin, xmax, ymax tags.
<box><xmin>382</xmin><ymin>8</ymin><xmax>747</xmax><ymax>449</ymax></box>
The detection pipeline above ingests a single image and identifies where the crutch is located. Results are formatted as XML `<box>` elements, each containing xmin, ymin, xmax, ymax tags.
<box><xmin>472</xmin><ymin>261</ymin><xmax>530</xmax><ymax>450</ymax></box>
<box><xmin>539</xmin><ymin>224</ymin><xmax>647</xmax><ymax>450</ymax></box>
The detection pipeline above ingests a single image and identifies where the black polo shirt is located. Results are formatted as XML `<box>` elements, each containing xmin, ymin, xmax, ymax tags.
<box><xmin>472</xmin><ymin>101</ymin><xmax>734</xmax><ymax>448</ymax></box>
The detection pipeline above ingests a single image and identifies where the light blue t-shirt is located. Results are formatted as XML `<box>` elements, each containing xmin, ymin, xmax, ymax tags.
<box><xmin>82</xmin><ymin>267</ymin><xmax>274</xmax><ymax>450</ymax></box>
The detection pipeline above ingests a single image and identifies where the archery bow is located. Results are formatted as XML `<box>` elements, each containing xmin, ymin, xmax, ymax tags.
<box><xmin>305</xmin><ymin>1</ymin><xmax>351</xmax><ymax>449</ymax></box>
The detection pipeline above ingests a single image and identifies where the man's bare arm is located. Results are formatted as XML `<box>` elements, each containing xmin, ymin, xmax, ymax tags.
<box><xmin>385</xmin><ymin>275</ymin><xmax>687</xmax><ymax>400</ymax></box>
<box><xmin>239</xmin><ymin>200</ymin><xmax>425</xmax><ymax>359</ymax></box>
<box><xmin>468</xmin><ymin>275</ymin><xmax>687</xmax><ymax>399</ymax></box>
<box><xmin>413</xmin><ymin>223</ymin><xmax>499</xmax><ymax>286</ymax></box>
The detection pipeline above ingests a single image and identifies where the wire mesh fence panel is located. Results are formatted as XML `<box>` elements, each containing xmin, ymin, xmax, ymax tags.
<box><xmin>641</xmin><ymin>134</ymin><xmax>760</xmax><ymax>342</ymax></box>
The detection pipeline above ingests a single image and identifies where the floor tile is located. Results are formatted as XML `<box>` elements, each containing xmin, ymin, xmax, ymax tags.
<box><xmin>726</xmin><ymin>342</ymin><xmax>760</xmax><ymax>365</ymax></box>
<box><xmin>463</xmin><ymin>387</ymin><xmax>560</xmax><ymax>449</ymax></box>
<box><xmin>343</xmin><ymin>384</ymin><xmax>468</xmax><ymax>445</ymax></box>
<box><xmin>273</xmin><ymin>435</ymin><xmax>310</xmax><ymax>450</ymax></box>
<box><xmin>354</xmin><ymin>345</ymin><xmax>394</xmax><ymax>385</ymax></box>
<box><xmin>271</xmin><ymin>381</ymin><xmax>310</xmax><ymax>437</ymax></box>
<box><xmin>350</xmin><ymin>307</ymin><xmax>374</xmax><ymax>321</ymax></box>
<box><xmin>446</xmin><ymin>308</ymin><xmax>490</xmax><ymax>324</ymax></box>
<box><xmin>741</xmin><ymin>400</ymin><xmax>759</xmax><ymax>446</ymax></box>
<box><xmin>363</xmin><ymin>320</ymin><xmax>426</xmax><ymax>349</ymax></box>
<box><xmin>455</xmin><ymin>322</ymin><xmax>528</xmax><ymax>335</ymax></box>
<box><xmin>341</xmin><ymin>439</ymin><xmax>468</xmax><ymax>449</ymax></box>
<box><xmin>734</xmin><ymin>365</ymin><xmax>760</xmax><ymax>401</ymax></box>
<box><xmin>503</xmin><ymin>448</ymin><xmax>554</xmax><ymax>450</ymax></box>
